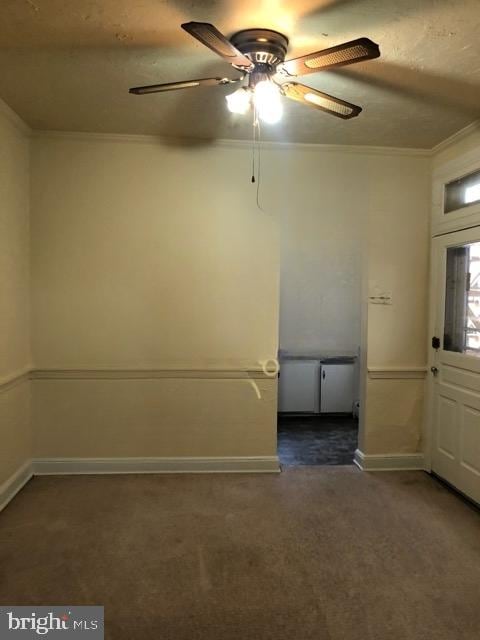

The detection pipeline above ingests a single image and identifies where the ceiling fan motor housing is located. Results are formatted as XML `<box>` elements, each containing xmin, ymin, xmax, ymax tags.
<box><xmin>230</xmin><ymin>29</ymin><xmax>289</xmax><ymax>73</ymax></box>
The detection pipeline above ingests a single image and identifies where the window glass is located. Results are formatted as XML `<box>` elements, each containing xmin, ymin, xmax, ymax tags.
<box><xmin>444</xmin><ymin>241</ymin><xmax>480</xmax><ymax>356</ymax></box>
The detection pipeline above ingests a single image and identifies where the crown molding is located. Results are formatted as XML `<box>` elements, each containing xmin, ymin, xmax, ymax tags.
<box><xmin>32</xmin><ymin>129</ymin><xmax>431</xmax><ymax>157</ymax></box>
<box><xmin>0</xmin><ymin>98</ymin><xmax>31</xmax><ymax>137</ymax></box>
<box><xmin>0</xmin><ymin>103</ymin><xmax>472</xmax><ymax>157</ymax></box>
<box><xmin>431</xmin><ymin>120</ymin><xmax>480</xmax><ymax>156</ymax></box>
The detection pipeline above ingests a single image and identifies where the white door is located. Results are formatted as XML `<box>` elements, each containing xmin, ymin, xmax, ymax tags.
<box><xmin>430</xmin><ymin>227</ymin><xmax>480</xmax><ymax>504</ymax></box>
<box><xmin>320</xmin><ymin>364</ymin><xmax>355</xmax><ymax>413</ymax></box>
<box><xmin>278</xmin><ymin>360</ymin><xmax>319</xmax><ymax>413</ymax></box>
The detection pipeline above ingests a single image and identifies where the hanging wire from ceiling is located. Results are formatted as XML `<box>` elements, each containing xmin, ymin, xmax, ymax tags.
<box><xmin>251</xmin><ymin>103</ymin><xmax>266</xmax><ymax>213</ymax></box>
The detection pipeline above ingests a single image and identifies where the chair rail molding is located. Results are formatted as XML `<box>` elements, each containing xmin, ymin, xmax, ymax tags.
<box><xmin>367</xmin><ymin>367</ymin><xmax>427</xmax><ymax>379</ymax></box>
<box><xmin>0</xmin><ymin>366</ymin><xmax>32</xmax><ymax>394</ymax></box>
<box><xmin>30</xmin><ymin>367</ymin><xmax>275</xmax><ymax>380</ymax></box>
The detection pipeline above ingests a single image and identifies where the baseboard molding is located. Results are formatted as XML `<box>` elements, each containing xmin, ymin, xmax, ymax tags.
<box><xmin>32</xmin><ymin>456</ymin><xmax>280</xmax><ymax>475</ymax></box>
<box><xmin>0</xmin><ymin>461</ymin><xmax>33</xmax><ymax>512</ymax></box>
<box><xmin>354</xmin><ymin>449</ymin><xmax>426</xmax><ymax>471</ymax></box>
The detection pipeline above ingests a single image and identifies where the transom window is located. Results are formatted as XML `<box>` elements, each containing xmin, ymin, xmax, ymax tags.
<box><xmin>444</xmin><ymin>168</ymin><xmax>480</xmax><ymax>214</ymax></box>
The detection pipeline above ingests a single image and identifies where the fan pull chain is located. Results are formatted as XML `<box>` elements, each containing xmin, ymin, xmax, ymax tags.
<box><xmin>255</xmin><ymin>119</ymin><xmax>265</xmax><ymax>213</ymax></box>
<box><xmin>251</xmin><ymin>105</ymin><xmax>257</xmax><ymax>183</ymax></box>
<box><xmin>249</xmin><ymin>104</ymin><xmax>265</xmax><ymax>212</ymax></box>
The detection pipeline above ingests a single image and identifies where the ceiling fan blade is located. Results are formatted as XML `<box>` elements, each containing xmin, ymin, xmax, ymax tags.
<box><xmin>181</xmin><ymin>22</ymin><xmax>254</xmax><ymax>70</ymax></box>
<box><xmin>129</xmin><ymin>77</ymin><xmax>237</xmax><ymax>95</ymax></box>
<box><xmin>278</xmin><ymin>38</ymin><xmax>380</xmax><ymax>77</ymax></box>
<box><xmin>281</xmin><ymin>82</ymin><xmax>362</xmax><ymax>119</ymax></box>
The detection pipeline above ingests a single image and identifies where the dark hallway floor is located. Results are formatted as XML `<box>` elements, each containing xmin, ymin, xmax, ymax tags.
<box><xmin>277</xmin><ymin>414</ymin><xmax>358</xmax><ymax>466</ymax></box>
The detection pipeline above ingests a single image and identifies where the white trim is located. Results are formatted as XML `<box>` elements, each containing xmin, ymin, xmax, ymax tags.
<box><xmin>431</xmin><ymin>145</ymin><xmax>480</xmax><ymax>236</ymax></box>
<box><xmin>2</xmin><ymin>366</ymin><xmax>276</xmax><ymax>390</ymax></box>
<box><xmin>431</xmin><ymin>120</ymin><xmax>480</xmax><ymax>155</ymax></box>
<box><xmin>367</xmin><ymin>367</ymin><xmax>427</xmax><ymax>379</ymax></box>
<box><xmin>18</xmin><ymin>115</ymin><xmax>480</xmax><ymax>156</ymax></box>
<box><xmin>0</xmin><ymin>461</ymin><xmax>33</xmax><ymax>512</ymax></box>
<box><xmin>0</xmin><ymin>367</ymin><xmax>277</xmax><ymax>383</ymax></box>
<box><xmin>354</xmin><ymin>449</ymin><xmax>426</xmax><ymax>471</ymax></box>
<box><xmin>0</xmin><ymin>457</ymin><xmax>279</xmax><ymax>511</ymax></box>
<box><xmin>30</xmin><ymin>367</ymin><xmax>271</xmax><ymax>380</ymax></box>
<box><xmin>0</xmin><ymin>366</ymin><xmax>32</xmax><ymax>394</ymax></box>
<box><xmin>0</xmin><ymin>97</ymin><xmax>31</xmax><ymax>137</ymax></box>
<box><xmin>32</xmin><ymin>456</ymin><xmax>280</xmax><ymax>475</ymax></box>
<box><xmin>33</xmin><ymin>129</ymin><xmax>431</xmax><ymax>156</ymax></box>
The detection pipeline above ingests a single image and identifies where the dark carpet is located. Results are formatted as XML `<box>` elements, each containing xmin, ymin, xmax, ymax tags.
<box><xmin>277</xmin><ymin>415</ymin><xmax>358</xmax><ymax>465</ymax></box>
<box><xmin>1</xmin><ymin>468</ymin><xmax>479</xmax><ymax>640</ymax></box>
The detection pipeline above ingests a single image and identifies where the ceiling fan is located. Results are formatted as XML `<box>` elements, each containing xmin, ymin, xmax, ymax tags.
<box><xmin>129</xmin><ymin>22</ymin><xmax>380</xmax><ymax>125</ymax></box>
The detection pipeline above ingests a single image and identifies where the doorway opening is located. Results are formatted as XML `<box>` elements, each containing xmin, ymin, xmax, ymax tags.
<box><xmin>277</xmin><ymin>356</ymin><xmax>359</xmax><ymax>466</ymax></box>
<box><xmin>276</xmin><ymin>175</ymin><xmax>364</xmax><ymax>467</ymax></box>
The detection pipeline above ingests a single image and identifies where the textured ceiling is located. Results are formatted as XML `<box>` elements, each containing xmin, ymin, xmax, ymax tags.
<box><xmin>0</xmin><ymin>0</ymin><xmax>479</xmax><ymax>147</ymax></box>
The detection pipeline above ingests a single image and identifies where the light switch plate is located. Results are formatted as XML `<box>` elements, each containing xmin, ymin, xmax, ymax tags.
<box><xmin>369</xmin><ymin>292</ymin><xmax>392</xmax><ymax>305</ymax></box>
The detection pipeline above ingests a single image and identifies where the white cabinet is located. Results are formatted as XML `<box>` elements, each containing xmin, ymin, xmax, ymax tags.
<box><xmin>277</xmin><ymin>360</ymin><xmax>319</xmax><ymax>413</ymax></box>
<box><xmin>278</xmin><ymin>357</ymin><xmax>356</xmax><ymax>414</ymax></box>
<box><xmin>320</xmin><ymin>363</ymin><xmax>355</xmax><ymax>413</ymax></box>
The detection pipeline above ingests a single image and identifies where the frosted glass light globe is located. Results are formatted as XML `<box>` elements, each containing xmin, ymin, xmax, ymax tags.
<box><xmin>254</xmin><ymin>80</ymin><xmax>283</xmax><ymax>124</ymax></box>
<box><xmin>225</xmin><ymin>87</ymin><xmax>251</xmax><ymax>115</ymax></box>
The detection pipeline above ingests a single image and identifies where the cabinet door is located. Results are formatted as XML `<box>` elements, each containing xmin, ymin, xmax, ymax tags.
<box><xmin>278</xmin><ymin>361</ymin><xmax>319</xmax><ymax>413</ymax></box>
<box><xmin>320</xmin><ymin>364</ymin><xmax>354</xmax><ymax>413</ymax></box>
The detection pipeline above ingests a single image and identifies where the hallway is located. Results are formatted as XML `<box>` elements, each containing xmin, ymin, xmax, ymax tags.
<box><xmin>278</xmin><ymin>415</ymin><xmax>358</xmax><ymax>466</ymax></box>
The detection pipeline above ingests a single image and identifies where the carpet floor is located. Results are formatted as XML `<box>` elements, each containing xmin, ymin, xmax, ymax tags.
<box><xmin>1</xmin><ymin>468</ymin><xmax>479</xmax><ymax>639</ymax></box>
<box><xmin>278</xmin><ymin>415</ymin><xmax>358</xmax><ymax>465</ymax></box>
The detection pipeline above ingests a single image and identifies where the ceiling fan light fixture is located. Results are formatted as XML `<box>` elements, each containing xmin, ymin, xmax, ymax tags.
<box><xmin>129</xmin><ymin>23</ymin><xmax>380</xmax><ymax>128</ymax></box>
<box><xmin>254</xmin><ymin>80</ymin><xmax>283</xmax><ymax>124</ymax></box>
<box><xmin>226</xmin><ymin>87</ymin><xmax>252</xmax><ymax>114</ymax></box>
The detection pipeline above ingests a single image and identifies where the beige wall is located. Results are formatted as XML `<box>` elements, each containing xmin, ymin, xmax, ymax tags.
<box><xmin>33</xmin><ymin>377</ymin><xmax>276</xmax><ymax>458</ymax></box>
<box><xmin>31</xmin><ymin>137</ymin><xmax>279</xmax><ymax>370</ymax></box>
<box><xmin>30</xmin><ymin>134</ymin><xmax>280</xmax><ymax>460</ymax></box>
<box><xmin>0</xmin><ymin>100</ymin><xmax>31</xmax><ymax>485</ymax></box>
<box><xmin>30</xmin><ymin>135</ymin><xmax>431</xmax><ymax>460</ymax></box>
<box><xmin>361</xmin><ymin>153</ymin><xmax>431</xmax><ymax>454</ymax></box>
